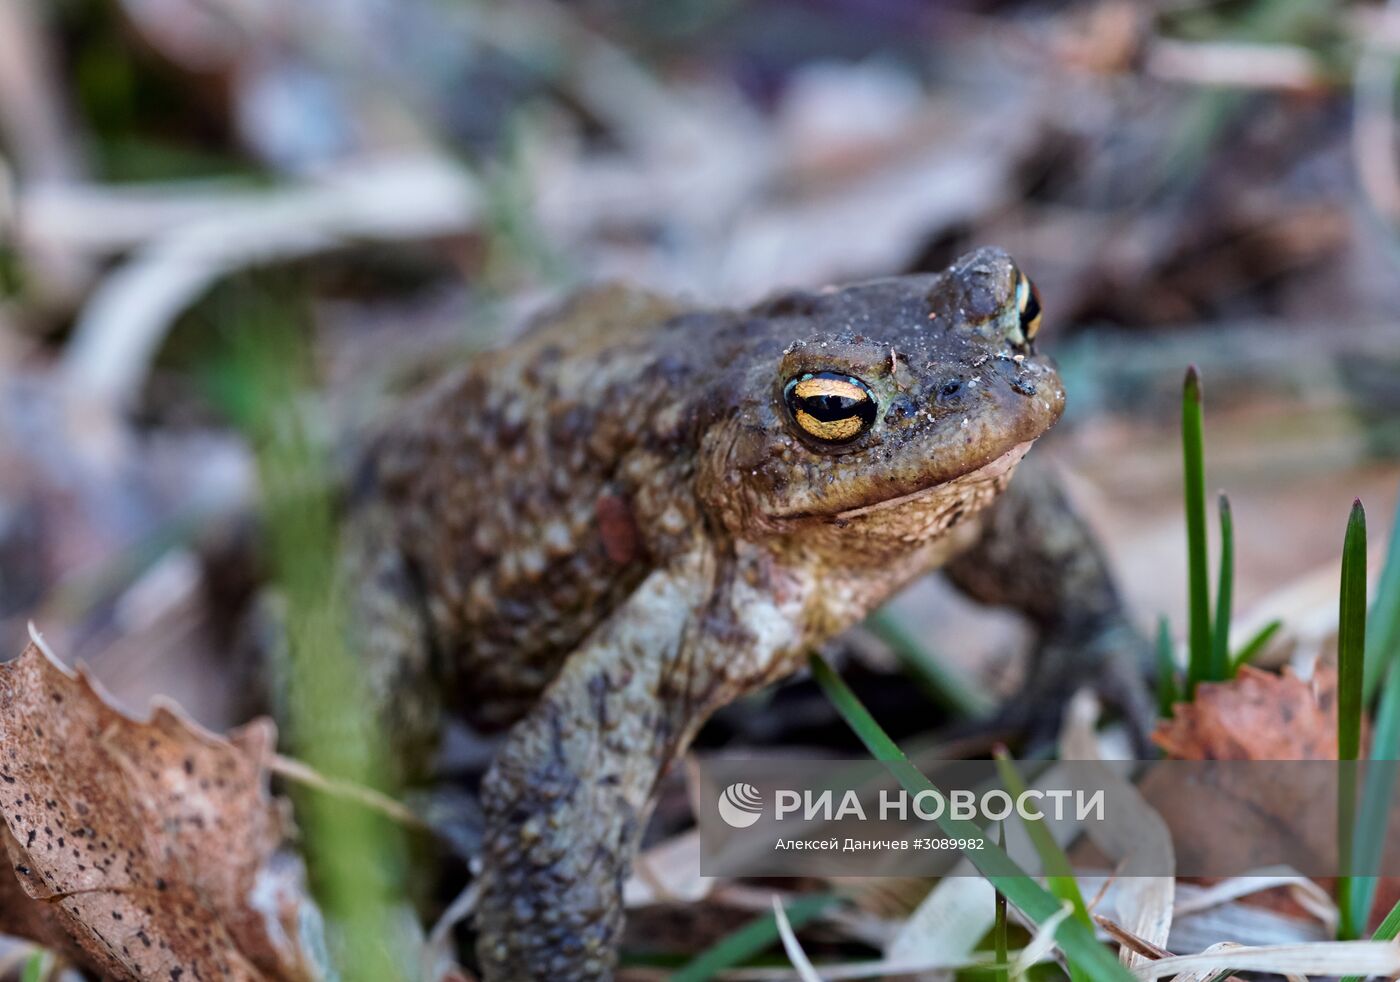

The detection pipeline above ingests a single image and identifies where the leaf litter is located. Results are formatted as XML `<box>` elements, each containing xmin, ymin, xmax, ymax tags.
<box><xmin>1154</xmin><ymin>665</ymin><xmax>1341</xmax><ymax>761</ymax></box>
<box><xmin>0</xmin><ymin>630</ymin><xmax>325</xmax><ymax>981</ymax></box>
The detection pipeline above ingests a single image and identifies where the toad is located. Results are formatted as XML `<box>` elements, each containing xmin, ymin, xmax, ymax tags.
<box><xmin>347</xmin><ymin>247</ymin><xmax>1149</xmax><ymax>980</ymax></box>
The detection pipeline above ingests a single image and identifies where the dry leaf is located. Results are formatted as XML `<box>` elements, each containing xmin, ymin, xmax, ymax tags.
<box><xmin>1147</xmin><ymin>667</ymin><xmax>1389</xmax><ymax>920</ymax></box>
<box><xmin>0</xmin><ymin>637</ymin><xmax>323</xmax><ymax>981</ymax></box>
<box><xmin>1152</xmin><ymin>666</ymin><xmax>1339</xmax><ymax>761</ymax></box>
<box><xmin>1133</xmin><ymin>940</ymin><xmax>1400</xmax><ymax>980</ymax></box>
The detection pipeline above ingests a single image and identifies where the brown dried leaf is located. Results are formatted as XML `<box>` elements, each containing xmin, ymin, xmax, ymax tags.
<box><xmin>1153</xmin><ymin>665</ymin><xmax>1339</xmax><ymax>761</ymax></box>
<box><xmin>1146</xmin><ymin>666</ymin><xmax>1361</xmax><ymax>894</ymax></box>
<box><xmin>0</xmin><ymin>637</ymin><xmax>321</xmax><ymax>981</ymax></box>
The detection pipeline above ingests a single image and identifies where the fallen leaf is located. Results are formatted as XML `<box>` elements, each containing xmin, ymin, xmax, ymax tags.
<box><xmin>1147</xmin><ymin>667</ymin><xmax>1377</xmax><ymax>916</ymax></box>
<box><xmin>1153</xmin><ymin>665</ymin><xmax>1339</xmax><ymax>760</ymax></box>
<box><xmin>0</xmin><ymin>635</ymin><xmax>323</xmax><ymax>981</ymax></box>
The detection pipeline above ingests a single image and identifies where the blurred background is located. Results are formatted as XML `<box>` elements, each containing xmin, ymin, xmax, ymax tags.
<box><xmin>3</xmin><ymin>0</ymin><xmax>1400</xmax><ymax>972</ymax></box>
<box><xmin>4</xmin><ymin>0</ymin><xmax>1399</xmax><ymax>716</ymax></box>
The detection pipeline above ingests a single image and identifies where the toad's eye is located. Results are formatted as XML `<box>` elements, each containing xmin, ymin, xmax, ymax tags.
<box><xmin>1015</xmin><ymin>271</ymin><xmax>1042</xmax><ymax>343</ymax></box>
<box><xmin>783</xmin><ymin>372</ymin><xmax>878</xmax><ymax>444</ymax></box>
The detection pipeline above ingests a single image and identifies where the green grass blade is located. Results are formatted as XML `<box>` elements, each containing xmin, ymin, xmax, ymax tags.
<box><xmin>1339</xmin><ymin>893</ymin><xmax>1400</xmax><ymax>982</ymax></box>
<box><xmin>1182</xmin><ymin>367</ymin><xmax>1212</xmax><ymax>694</ymax></box>
<box><xmin>994</xmin><ymin>822</ymin><xmax>1008</xmax><ymax>982</ymax></box>
<box><xmin>1349</xmin><ymin>635</ymin><xmax>1400</xmax><ymax>937</ymax></box>
<box><xmin>669</xmin><ymin>893</ymin><xmax>837</xmax><ymax>982</ymax></box>
<box><xmin>1337</xmin><ymin>500</ymin><xmax>1368</xmax><ymax>940</ymax></box>
<box><xmin>1156</xmin><ymin>616</ymin><xmax>1178</xmax><ymax>717</ymax></box>
<box><xmin>1375</xmin><ymin>897</ymin><xmax>1400</xmax><ymax>939</ymax></box>
<box><xmin>1211</xmin><ymin>494</ymin><xmax>1234</xmax><ymax>681</ymax></box>
<box><xmin>1363</xmin><ymin>490</ymin><xmax>1400</xmax><ymax>703</ymax></box>
<box><xmin>1349</xmin><ymin>752</ymin><xmax>1397</xmax><ymax>935</ymax></box>
<box><xmin>809</xmin><ymin>656</ymin><xmax>1134</xmax><ymax>982</ymax></box>
<box><xmin>1229</xmin><ymin>619</ymin><xmax>1282</xmax><ymax>676</ymax></box>
<box><xmin>1351</xmin><ymin>487</ymin><xmax>1400</xmax><ymax>930</ymax></box>
<box><xmin>1339</xmin><ymin>500</ymin><xmax>1368</xmax><ymax>763</ymax></box>
<box><xmin>217</xmin><ymin>298</ymin><xmax>410</xmax><ymax>980</ymax></box>
<box><xmin>866</xmin><ymin>608</ymin><xmax>993</xmax><ymax>719</ymax></box>
<box><xmin>20</xmin><ymin>951</ymin><xmax>47</xmax><ymax>982</ymax></box>
<box><xmin>994</xmin><ymin>750</ymin><xmax>1093</xmax><ymax>937</ymax></box>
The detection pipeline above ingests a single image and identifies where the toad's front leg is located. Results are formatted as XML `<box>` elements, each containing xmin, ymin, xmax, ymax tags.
<box><xmin>943</xmin><ymin>460</ymin><xmax>1154</xmax><ymax>748</ymax></box>
<box><xmin>474</xmin><ymin>551</ymin><xmax>784</xmax><ymax>981</ymax></box>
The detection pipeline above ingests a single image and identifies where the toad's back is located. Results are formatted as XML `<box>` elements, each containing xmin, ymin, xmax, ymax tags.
<box><xmin>355</xmin><ymin>286</ymin><xmax>753</xmax><ymax>726</ymax></box>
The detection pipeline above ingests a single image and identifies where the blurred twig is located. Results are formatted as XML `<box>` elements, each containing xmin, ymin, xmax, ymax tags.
<box><xmin>422</xmin><ymin>882</ymin><xmax>478</xmax><ymax>982</ymax></box>
<box><xmin>57</xmin><ymin>156</ymin><xmax>480</xmax><ymax>462</ymax></box>
<box><xmin>269</xmin><ymin>753</ymin><xmax>430</xmax><ymax>832</ymax></box>
<box><xmin>21</xmin><ymin>180</ymin><xmax>285</xmax><ymax>255</ymax></box>
<box><xmin>0</xmin><ymin>0</ymin><xmax>82</xmax><ymax>186</ymax></box>
<box><xmin>471</xmin><ymin>0</ymin><xmax>711</xmax><ymax>156</ymax></box>
<box><xmin>0</xmin><ymin>0</ymin><xmax>94</xmax><ymax>306</ymax></box>
<box><xmin>1146</xmin><ymin>39</ymin><xmax>1329</xmax><ymax>92</ymax></box>
<box><xmin>0</xmin><ymin>156</ymin><xmax>14</xmax><ymax>239</ymax></box>
<box><xmin>1353</xmin><ymin>0</ymin><xmax>1400</xmax><ymax>229</ymax></box>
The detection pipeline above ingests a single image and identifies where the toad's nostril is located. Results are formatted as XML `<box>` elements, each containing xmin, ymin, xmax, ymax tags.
<box><xmin>885</xmin><ymin>395</ymin><xmax>916</xmax><ymax>423</ymax></box>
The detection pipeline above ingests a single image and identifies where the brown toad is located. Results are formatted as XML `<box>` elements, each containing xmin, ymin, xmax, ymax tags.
<box><xmin>347</xmin><ymin>247</ymin><xmax>1149</xmax><ymax>980</ymax></box>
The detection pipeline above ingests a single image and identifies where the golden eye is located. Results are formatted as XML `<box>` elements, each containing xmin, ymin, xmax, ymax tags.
<box><xmin>783</xmin><ymin>372</ymin><xmax>877</xmax><ymax>444</ymax></box>
<box><xmin>1015</xmin><ymin>272</ymin><xmax>1043</xmax><ymax>343</ymax></box>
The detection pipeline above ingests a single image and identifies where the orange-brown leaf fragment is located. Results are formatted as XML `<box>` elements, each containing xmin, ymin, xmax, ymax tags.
<box><xmin>1146</xmin><ymin>666</ymin><xmax>1382</xmax><ymax>915</ymax></box>
<box><xmin>1154</xmin><ymin>665</ymin><xmax>1339</xmax><ymax>760</ymax></box>
<box><xmin>0</xmin><ymin>639</ymin><xmax>321</xmax><ymax>981</ymax></box>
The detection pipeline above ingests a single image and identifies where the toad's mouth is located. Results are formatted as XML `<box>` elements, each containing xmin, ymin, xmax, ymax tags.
<box><xmin>829</xmin><ymin>441</ymin><xmax>1033</xmax><ymax>521</ymax></box>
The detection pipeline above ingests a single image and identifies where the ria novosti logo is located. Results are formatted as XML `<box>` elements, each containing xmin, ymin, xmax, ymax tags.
<box><xmin>714</xmin><ymin>783</ymin><xmax>1106</xmax><ymax>829</ymax></box>
<box><xmin>717</xmin><ymin>783</ymin><xmax>764</xmax><ymax>828</ymax></box>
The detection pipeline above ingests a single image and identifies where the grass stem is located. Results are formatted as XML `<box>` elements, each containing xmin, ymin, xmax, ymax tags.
<box><xmin>668</xmin><ymin>894</ymin><xmax>836</xmax><ymax>982</ymax></box>
<box><xmin>1337</xmin><ymin>499</ymin><xmax>1368</xmax><ymax>940</ymax></box>
<box><xmin>866</xmin><ymin>608</ymin><xmax>993</xmax><ymax>719</ymax></box>
<box><xmin>993</xmin><ymin>749</ymin><xmax>1092</xmax><ymax>931</ymax></box>
<box><xmin>1182</xmin><ymin>367</ymin><xmax>1212</xmax><ymax>694</ymax></box>
<box><xmin>1362</xmin><ymin>492</ymin><xmax>1400</xmax><ymax>703</ymax></box>
<box><xmin>1156</xmin><ymin>616</ymin><xmax>1178</xmax><ymax>717</ymax></box>
<box><xmin>1339</xmin><ymin>893</ymin><xmax>1400</xmax><ymax>982</ymax></box>
<box><xmin>1228</xmin><ymin>619</ymin><xmax>1282</xmax><ymax>676</ymax></box>
<box><xmin>809</xmin><ymin>655</ymin><xmax>1134</xmax><ymax>981</ymax></box>
<box><xmin>1211</xmin><ymin>494</ymin><xmax>1234</xmax><ymax>681</ymax></box>
<box><xmin>994</xmin><ymin>821</ymin><xmax>1008</xmax><ymax>982</ymax></box>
